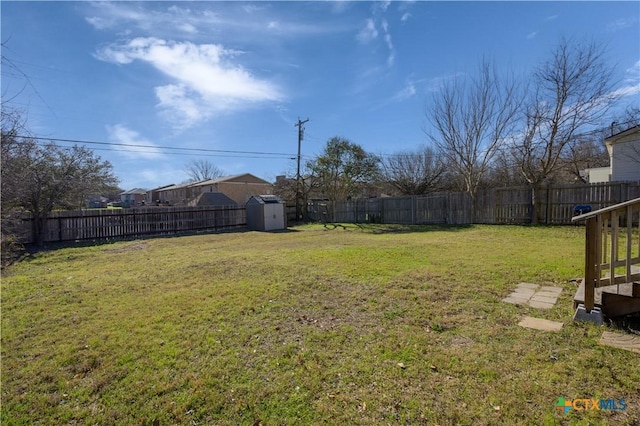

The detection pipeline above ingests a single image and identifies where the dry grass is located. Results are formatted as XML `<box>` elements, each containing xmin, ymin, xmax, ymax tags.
<box><xmin>1</xmin><ymin>224</ymin><xmax>638</xmax><ymax>425</ymax></box>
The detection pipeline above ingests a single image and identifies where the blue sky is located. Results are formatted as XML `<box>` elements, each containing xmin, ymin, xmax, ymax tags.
<box><xmin>2</xmin><ymin>1</ymin><xmax>639</xmax><ymax>190</ymax></box>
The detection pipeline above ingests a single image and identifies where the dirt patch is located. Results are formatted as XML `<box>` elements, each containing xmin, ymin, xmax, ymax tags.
<box><xmin>450</xmin><ymin>335</ymin><xmax>475</xmax><ymax>348</ymax></box>
<box><xmin>104</xmin><ymin>243</ymin><xmax>147</xmax><ymax>253</ymax></box>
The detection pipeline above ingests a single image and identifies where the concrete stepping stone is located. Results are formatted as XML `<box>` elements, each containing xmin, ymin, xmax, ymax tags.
<box><xmin>599</xmin><ymin>331</ymin><xmax>640</xmax><ymax>354</ymax></box>
<box><xmin>518</xmin><ymin>316</ymin><xmax>563</xmax><ymax>332</ymax></box>
<box><xmin>502</xmin><ymin>283</ymin><xmax>563</xmax><ymax>309</ymax></box>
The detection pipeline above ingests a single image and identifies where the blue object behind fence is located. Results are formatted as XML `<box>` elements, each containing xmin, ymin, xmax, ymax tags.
<box><xmin>573</xmin><ymin>205</ymin><xmax>592</xmax><ymax>216</ymax></box>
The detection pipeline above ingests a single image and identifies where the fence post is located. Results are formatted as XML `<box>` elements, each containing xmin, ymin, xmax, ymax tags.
<box><xmin>411</xmin><ymin>195</ymin><xmax>416</xmax><ymax>225</ymax></box>
<box><xmin>545</xmin><ymin>184</ymin><xmax>552</xmax><ymax>225</ymax></box>
<box><xmin>583</xmin><ymin>216</ymin><xmax>599</xmax><ymax>312</ymax></box>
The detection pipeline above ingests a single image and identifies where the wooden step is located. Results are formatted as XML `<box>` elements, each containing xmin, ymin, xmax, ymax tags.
<box><xmin>573</xmin><ymin>280</ymin><xmax>640</xmax><ymax>318</ymax></box>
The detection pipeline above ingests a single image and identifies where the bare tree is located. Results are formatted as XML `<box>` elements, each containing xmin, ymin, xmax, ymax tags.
<box><xmin>562</xmin><ymin>135</ymin><xmax>610</xmax><ymax>183</ymax></box>
<box><xmin>184</xmin><ymin>159</ymin><xmax>224</xmax><ymax>182</ymax></box>
<box><xmin>383</xmin><ymin>145</ymin><xmax>446</xmax><ymax>195</ymax></box>
<box><xmin>425</xmin><ymin>59</ymin><xmax>521</xmax><ymax>200</ymax></box>
<box><xmin>274</xmin><ymin>163</ymin><xmax>323</xmax><ymax>221</ymax></box>
<box><xmin>512</xmin><ymin>38</ymin><xmax>618</xmax><ymax>221</ymax></box>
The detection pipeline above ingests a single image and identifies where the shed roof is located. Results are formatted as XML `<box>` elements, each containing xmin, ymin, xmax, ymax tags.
<box><xmin>193</xmin><ymin>192</ymin><xmax>238</xmax><ymax>207</ymax></box>
<box><xmin>247</xmin><ymin>194</ymin><xmax>282</xmax><ymax>204</ymax></box>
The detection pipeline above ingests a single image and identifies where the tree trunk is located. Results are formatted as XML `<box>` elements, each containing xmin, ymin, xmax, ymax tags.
<box><xmin>33</xmin><ymin>213</ymin><xmax>46</xmax><ymax>246</ymax></box>
<box><xmin>529</xmin><ymin>184</ymin><xmax>538</xmax><ymax>225</ymax></box>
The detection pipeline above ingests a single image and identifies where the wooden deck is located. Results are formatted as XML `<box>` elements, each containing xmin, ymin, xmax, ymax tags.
<box><xmin>574</xmin><ymin>280</ymin><xmax>640</xmax><ymax>318</ymax></box>
<box><xmin>571</xmin><ymin>197</ymin><xmax>640</xmax><ymax>320</ymax></box>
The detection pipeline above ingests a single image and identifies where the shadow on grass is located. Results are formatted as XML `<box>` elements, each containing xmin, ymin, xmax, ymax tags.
<box><xmin>13</xmin><ymin>226</ymin><xmax>302</xmax><ymax>264</ymax></box>
<box><xmin>317</xmin><ymin>222</ymin><xmax>475</xmax><ymax>234</ymax></box>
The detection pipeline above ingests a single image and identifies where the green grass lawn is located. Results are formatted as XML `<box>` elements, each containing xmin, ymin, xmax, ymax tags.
<box><xmin>1</xmin><ymin>224</ymin><xmax>638</xmax><ymax>425</ymax></box>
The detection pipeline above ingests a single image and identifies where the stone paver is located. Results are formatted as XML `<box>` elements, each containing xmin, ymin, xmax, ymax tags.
<box><xmin>599</xmin><ymin>331</ymin><xmax>640</xmax><ymax>354</ymax></box>
<box><xmin>528</xmin><ymin>300</ymin><xmax>555</xmax><ymax>309</ymax></box>
<box><xmin>502</xmin><ymin>282</ymin><xmax>563</xmax><ymax>309</ymax></box>
<box><xmin>530</xmin><ymin>295</ymin><xmax>559</xmax><ymax>304</ymax></box>
<box><xmin>517</xmin><ymin>282</ymin><xmax>540</xmax><ymax>289</ymax></box>
<box><xmin>502</xmin><ymin>296</ymin><xmax>530</xmax><ymax>304</ymax></box>
<box><xmin>518</xmin><ymin>316</ymin><xmax>564</xmax><ymax>332</ymax></box>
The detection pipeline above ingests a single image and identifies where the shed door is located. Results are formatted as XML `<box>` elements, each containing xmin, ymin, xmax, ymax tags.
<box><xmin>263</xmin><ymin>203</ymin><xmax>283</xmax><ymax>231</ymax></box>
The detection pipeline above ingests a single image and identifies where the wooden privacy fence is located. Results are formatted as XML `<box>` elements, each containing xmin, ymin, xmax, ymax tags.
<box><xmin>309</xmin><ymin>193</ymin><xmax>472</xmax><ymax>225</ymax></box>
<box><xmin>312</xmin><ymin>181</ymin><xmax>640</xmax><ymax>226</ymax></box>
<box><xmin>475</xmin><ymin>181</ymin><xmax>640</xmax><ymax>224</ymax></box>
<box><xmin>6</xmin><ymin>181</ymin><xmax>640</xmax><ymax>245</ymax></box>
<box><xmin>14</xmin><ymin>206</ymin><xmax>246</xmax><ymax>244</ymax></box>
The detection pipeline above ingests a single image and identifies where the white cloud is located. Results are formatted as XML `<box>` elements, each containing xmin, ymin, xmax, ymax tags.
<box><xmin>86</xmin><ymin>2</ymin><xmax>221</xmax><ymax>33</ymax></box>
<box><xmin>393</xmin><ymin>81</ymin><xmax>417</xmax><ymax>102</ymax></box>
<box><xmin>544</xmin><ymin>14</ymin><xmax>558</xmax><ymax>22</ymax></box>
<box><xmin>177</xmin><ymin>23</ymin><xmax>198</xmax><ymax>34</ymax></box>
<box><xmin>85</xmin><ymin>2</ymin><xmax>340</xmax><ymax>39</ymax></box>
<box><xmin>331</xmin><ymin>1</ymin><xmax>350</xmax><ymax>14</ymax></box>
<box><xmin>611</xmin><ymin>84</ymin><xmax>640</xmax><ymax>98</ymax></box>
<box><xmin>607</xmin><ymin>17</ymin><xmax>638</xmax><ymax>32</ymax></box>
<box><xmin>613</xmin><ymin>60</ymin><xmax>640</xmax><ymax>98</ymax></box>
<box><xmin>96</xmin><ymin>38</ymin><xmax>283</xmax><ymax>128</ymax></box>
<box><xmin>381</xmin><ymin>20</ymin><xmax>395</xmax><ymax>67</ymax></box>
<box><xmin>527</xmin><ymin>32</ymin><xmax>537</xmax><ymax>40</ymax></box>
<box><xmin>376</xmin><ymin>1</ymin><xmax>391</xmax><ymax>13</ymax></box>
<box><xmin>357</xmin><ymin>18</ymin><xmax>378</xmax><ymax>43</ymax></box>
<box><xmin>242</xmin><ymin>5</ymin><xmax>265</xmax><ymax>14</ymax></box>
<box><xmin>401</xmin><ymin>12</ymin><xmax>411</xmax><ymax>22</ymax></box>
<box><xmin>106</xmin><ymin>124</ymin><xmax>164</xmax><ymax>160</ymax></box>
<box><xmin>426</xmin><ymin>72</ymin><xmax>466</xmax><ymax>92</ymax></box>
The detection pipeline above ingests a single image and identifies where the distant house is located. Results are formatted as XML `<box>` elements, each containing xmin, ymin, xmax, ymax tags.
<box><xmin>153</xmin><ymin>182</ymin><xmax>194</xmax><ymax>206</ymax></box>
<box><xmin>585</xmin><ymin>125</ymin><xmax>640</xmax><ymax>183</ymax></box>
<box><xmin>607</xmin><ymin>125</ymin><xmax>640</xmax><ymax>182</ymax></box>
<box><xmin>192</xmin><ymin>174</ymin><xmax>274</xmax><ymax>204</ymax></box>
<box><xmin>120</xmin><ymin>188</ymin><xmax>148</xmax><ymax>208</ymax></box>
<box><xmin>86</xmin><ymin>195</ymin><xmax>109</xmax><ymax>209</ymax></box>
<box><xmin>147</xmin><ymin>184</ymin><xmax>176</xmax><ymax>205</ymax></box>
<box><xmin>155</xmin><ymin>174</ymin><xmax>274</xmax><ymax>206</ymax></box>
<box><xmin>584</xmin><ymin>167</ymin><xmax>611</xmax><ymax>184</ymax></box>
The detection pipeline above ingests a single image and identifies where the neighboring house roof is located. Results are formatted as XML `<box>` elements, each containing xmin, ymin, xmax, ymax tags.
<box><xmin>120</xmin><ymin>188</ymin><xmax>148</xmax><ymax>195</ymax></box>
<box><xmin>605</xmin><ymin>124</ymin><xmax>640</xmax><ymax>143</ymax></box>
<box><xmin>192</xmin><ymin>173</ymin><xmax>272</xmax><ymax>186</ymax></box>
<box><xmin>192</xmin><ymin>192</ymin><xmax>238</xmax><ymax>207</ymax></box>
<box><xmin>148</xmin><ymin>184</ymin><xmax>176</xmax><ymax>192</ymax></box>
<box><xmin>155</xmin><ymin>181</ymin><xmax>197</xmax><ymax>192</ymax></box>
<box><xmin>152</xmin><ymin>174</ymin><xmax>273</xmax><ymax>194</ymax></box>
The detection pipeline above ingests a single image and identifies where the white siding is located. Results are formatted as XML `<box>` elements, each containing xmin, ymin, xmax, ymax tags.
<box><xmin>610</xmin><ymin>139</ymin><xmax>640</xmax><ymax>182</ymax></box>
<box><xmin>588</xmin><ymin>167</ymin><xmax>611</xmax><ymax>183</ymax></box>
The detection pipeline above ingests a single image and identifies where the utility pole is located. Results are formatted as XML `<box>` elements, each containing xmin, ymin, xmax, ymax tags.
<box><xmin>295</xmin><ymin>118</ymin><xmax>309</xmax><ymax>221</ymax></box>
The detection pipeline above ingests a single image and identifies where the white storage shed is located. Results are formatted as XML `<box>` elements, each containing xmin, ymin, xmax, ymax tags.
<box><xmin>246</xmin><ymin>195</ymin><xmax>287</xmax><ymax>231</ymax></box>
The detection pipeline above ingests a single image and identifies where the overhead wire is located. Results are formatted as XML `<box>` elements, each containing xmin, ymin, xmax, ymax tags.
<box><xmin>14</xmin><ymin>135</ymin><xmax>297</xmax><ymax>160</ymax></box>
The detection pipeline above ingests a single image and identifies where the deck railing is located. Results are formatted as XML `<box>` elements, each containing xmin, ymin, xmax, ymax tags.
<box><xmin>572</xmin><ymin>198</ymin><xmax>640</xmax><ymax>312</ymax></box>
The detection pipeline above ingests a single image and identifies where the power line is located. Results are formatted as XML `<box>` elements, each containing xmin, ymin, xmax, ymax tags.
<box><xmin>53</xmin><ymin>145</ymin><xmax>295</xmax><ymax>160</ymax></box>
<box><xmin>14</xmin><ymin>135</ymin><xmax>296</xmax><ymax>158</ymax></box>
